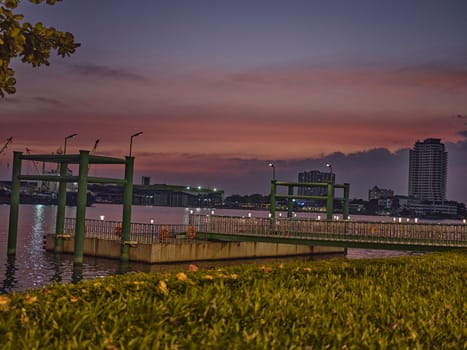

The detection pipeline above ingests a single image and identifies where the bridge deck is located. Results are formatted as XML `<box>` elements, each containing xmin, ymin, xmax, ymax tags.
<box><xmin>62</xmin><ymin>216</ymin><xmax>467</xmax><ymax>251</ymax></box>
<box><xmin>194</xmin><ymin>215</ymin><xmax>467</xmax><ymax>251</ymax></box>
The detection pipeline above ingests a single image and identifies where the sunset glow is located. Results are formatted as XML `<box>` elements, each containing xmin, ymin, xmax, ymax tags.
<box><xmin>1</xmin><ymin>0</ymin><xmax>466</xmax><ymax>201</ymax></box>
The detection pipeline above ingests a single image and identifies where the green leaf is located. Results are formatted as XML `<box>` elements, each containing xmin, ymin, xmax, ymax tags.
<box><xmin>4</xmin><ymin>0</ymin><xmax>19</xmax><ymax>9</ymax></box>
<box><xmin>0</xmin><ymin>0</ymin><xmax>79</xmax><ymax>97</ymax></box>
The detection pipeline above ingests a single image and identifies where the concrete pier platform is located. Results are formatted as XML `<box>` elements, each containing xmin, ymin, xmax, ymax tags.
<box><xmin>44</xmin><ymin>234</ymin><xmax>344</xmax><ymax>263</ymax></box>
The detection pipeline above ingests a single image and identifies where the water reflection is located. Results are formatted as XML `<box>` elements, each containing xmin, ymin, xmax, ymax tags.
<box><xmin>52</xmin><ymin>253</ymin><xmax>63</xmax><ymax>283</ymax></box>
<box><xmin>1</xmin><ymin>255</ymin><xmax>17</xmax><ymax>293</ymax></box>
<box><xmin>72</xmin><ymin>263</ymin><xmax>83</xmax><ymax>284</ymax></box>
<box><xmin>119</xmin><ymin>260</ymin><xmax>129</xmax><ymax>275</ymax></box>
<box><xmin>31</xmin><ymin>205</ymin><xmax>45</xmax><ymax>256</ymax></box>
<box><xmin>0</xmin><ymin>204</ymin><xmax>440</xmax><ymax>293</ymax></box>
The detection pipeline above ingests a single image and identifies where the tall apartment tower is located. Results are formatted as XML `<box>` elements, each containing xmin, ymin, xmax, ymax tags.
<box><xmin>408</xmin><ymin>138</ymin><xmax>447</xmax><ymax>202</ymax></box>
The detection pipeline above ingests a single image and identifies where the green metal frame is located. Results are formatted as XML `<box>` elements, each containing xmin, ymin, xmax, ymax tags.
<box><xmin>7</xmin><ymin>150</ymin><xmax>135</xmax><ymax>263</ymax></box>
<box><xmin>270</xmin><ymin>180</ymin><xmax>350</xmax><ymax>221</ymax></box>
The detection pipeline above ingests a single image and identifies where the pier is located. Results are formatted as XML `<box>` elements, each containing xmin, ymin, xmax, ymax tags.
<box><xmin>43</xmin><ymin>217</ymin><xmax>340</xmax><ymax>263</ymax></box>
<box><xmin>195</xmin><ymin>215</ymin><xmax>467</xmax><ymax>251</ymax></box>
<box><xmin>7</xmin><ymin>153</ymin><xmax>466</xmax><ymax>264</ymax></box>
<box><xmin>43</xmin><ymin>215</ymin><xmax>466</xmax><ymax>263</ymax></box>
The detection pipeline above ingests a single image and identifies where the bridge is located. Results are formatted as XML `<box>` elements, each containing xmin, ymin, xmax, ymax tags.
<box><xmin>193</xmin><ymin>215</ymin><xmax>467</xmax><ymax>251</ymax></box>
<box><xmin>60</xmin><ymin>215</ymin><xmax>467</xmax><ymax>253</ymax></box>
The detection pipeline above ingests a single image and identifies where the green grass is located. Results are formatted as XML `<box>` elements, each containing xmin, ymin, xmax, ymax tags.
<box><xmin>1</xmin><ymin>251</ymin><xmax>466</xmax><ymax>349</ymax></box>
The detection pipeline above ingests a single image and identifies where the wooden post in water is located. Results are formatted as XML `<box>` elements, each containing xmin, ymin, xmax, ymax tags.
<box><xmin>7</xmin><ymin>151</ymin><xmax>22</xmax><ymax>255</ymax></box>
<box><xmin>74</xmin><ymin>150</ymin><xmax>89</xmax><ymax>264</ymax></box>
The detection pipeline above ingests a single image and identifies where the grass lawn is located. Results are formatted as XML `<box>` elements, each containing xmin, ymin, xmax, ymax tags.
<box><xmin>0</xmin><ymin>251</ymin><xmax>466</xmax><ymax>349</ymax></box>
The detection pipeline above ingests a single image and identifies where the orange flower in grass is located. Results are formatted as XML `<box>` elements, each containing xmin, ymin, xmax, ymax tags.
<box><xmin>177</xmin><ymin>272</ymin><xmax>188</xmax><ymax>281</ymax></box>
<box><xmin>25</xmin><ymin>294</ymin><xmax>38</xmax><ymax>304</ymax></box>
<box><xmin>0</xmin><ymin>295</ymin><xmax>10</xmax><ymax>311</ymax></box>
<box><xmin>188</xmin><ymin>264</ymin><xmax>199</xmax><ymax>271</ymax></box>
<box><xmin>259</xmin><ymin>265</ymin><xmax>273</xmax><ymax>273</ymax></box>
<box><xmin>159</xmin><ymin>280</ymin><xmax>169</xmax><ymax>295</ymax></box>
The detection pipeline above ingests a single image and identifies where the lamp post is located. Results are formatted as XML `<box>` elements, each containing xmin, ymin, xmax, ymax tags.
<box><xmin>64</xmin><ymin>133</ymin><xmax>77</xmax><ymax>154</ymax></box>
<box><xmin>268</xmin><ymin>162</ymin><xmax>276</xmax><ymax>181</ymax></box>
<box><xmin>326</xmin><ymin>163</ymin><xmax>333</xmax><ymax>183</ymax></box>
<box><xmin>129</xmin><ymin>132</ymin><xmax>143</xmax><ymax>157</ymax></box>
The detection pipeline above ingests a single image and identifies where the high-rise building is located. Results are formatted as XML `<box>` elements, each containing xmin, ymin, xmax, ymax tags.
<box><xmin>408</xmin><ymin>138</ymin><xmax>447</xmax><ymax>202</ymax></box>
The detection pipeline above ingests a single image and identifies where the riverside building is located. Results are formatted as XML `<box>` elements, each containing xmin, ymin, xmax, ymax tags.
<box><xmin>368</xmin><ymin>185</ymin><xmax>394</xmax><ymax>201</ymax></box>
<box><xmin>407</xmin><ymin>138</ymin><xmax>455</xmax><ymax>216</ymax></box>
<box><xmin>297</xmin><ymin>170</ymin><xmax>335</xmax><ymax>208</ymax></box>
<box><xmin>408</xmin><ymin>138</ymin><xmax>447</xmax><ymax>202</ymax></box>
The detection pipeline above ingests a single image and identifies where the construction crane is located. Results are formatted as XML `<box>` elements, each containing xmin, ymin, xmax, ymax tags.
<box><xmin>25</xmin><ymin>147</ymin><xmax>50</xmax><ymax>191</ymax></box>
<box><xmin>91</xmin><ymin>139</ymin><xmax>100</xmax><ymax>155</ymax></box>
<box><xmin>88</xmin><ymin>139</ymin><xmax>100</xmax><ymax>177</ymax></box>
<box><xmin>0</xmin><ymin>136</ymin><xmax>12</xmax><ymax>155</ymax></box>
<box><xmin>0</xmin><ymin>136</ymin><xmax>13</xmax><ymax>171</ymax></box>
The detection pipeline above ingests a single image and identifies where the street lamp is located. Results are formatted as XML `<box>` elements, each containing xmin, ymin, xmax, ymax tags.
<box><xmin>268</xmin><ymin>162</ymin><xmax>276</xmax><ymax>180</ymax></box>
<box><xmin>129</xmin><ymin>132</ymin><xmax>143</xmax><ymax>157</ymax></box>
<box><xmin>64</xmin><ymin>133</ymin><xmax>77</xmax><ymax>154</ymax></box>
<box><xmin>326</xmin><ymin>163</ymin><xmax>333</xmax><ymax>182</ymax></box>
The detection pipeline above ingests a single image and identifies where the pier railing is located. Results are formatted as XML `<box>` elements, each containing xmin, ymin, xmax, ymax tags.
<box><xmin>64</xmin><ymin>218</ymin><xmax>199</xmax><ymax>244</ymax></box>
<box><xmin>193</xmin><ymin>215</ymin><xmax>467</xmax><ymax>248</ymax></box>
<box><xmin>62</xmin><ymin>216</ymin><xmax>467</xmax><ymax>249</ymax></box>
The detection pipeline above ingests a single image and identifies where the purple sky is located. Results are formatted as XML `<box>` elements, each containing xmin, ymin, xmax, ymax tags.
<box><xmin>1</xmin><ymin>0</ymin><xmax>467</xmax><ymax>201</ymax></box>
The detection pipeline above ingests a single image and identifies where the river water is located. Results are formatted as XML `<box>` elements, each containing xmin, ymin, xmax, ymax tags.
<box><xmin>0</xmin><ymin>204</ymin><xmax>449</xmax><ymax>293</ymax></box>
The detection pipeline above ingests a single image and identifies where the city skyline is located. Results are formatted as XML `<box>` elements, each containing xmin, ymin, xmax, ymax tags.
<box><xmin>1</xmin><ymin>1</ymin><xmax>467</xmax><ymax>201</ymax></box>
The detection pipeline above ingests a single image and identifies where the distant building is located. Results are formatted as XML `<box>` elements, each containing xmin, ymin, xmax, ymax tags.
<box><xmin>297</xmin><ymin>170</ymin><xmax>335</xmax><ymax>206</ymax></box>
<box><xmin>408</xmin><ymin>138</ymin><xmax>450</xmax><ymax>216</ymax></box>
<box><xmin>368</xmin><ymin>185</ymin><xmax>394</xmax><ymax>201</ymax></box>
<box><xmin>377</xmin><ymin>198</ymin><xmax>393</xmax><ymax>210</ymax></box>
<box><xmin>141</xmin><ymin>176</ymin><xmax>151</xmax><ymax>186</ymax></box>
<box><xmin>394</xmin><ymin>195</ymin><xmax>409</xmax><ymax>212</ymax></box>
<box><xmin>88</xmin><ymin>183</ymin><xmax>224</xmax><ymax>208</ymax></box>
<box><xmin>408</xmin><ymin>201</ymin><xmax>457</xmax><ymax>216</ymax></box>
<box><xmin>408</xmin><ymin>138</ymin><xmax>447</xmax><ymax>202</ymax></box>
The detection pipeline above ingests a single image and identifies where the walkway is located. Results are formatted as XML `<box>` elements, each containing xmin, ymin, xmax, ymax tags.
<box><xmin>194</xmin><ymin>216</ymin><xmax>467</xmax><ymax>251</ymax></box>
<box><xmin>64</xmin><ymin>216</ymin><xmax>467</xmax><ymax>252</ymax></box>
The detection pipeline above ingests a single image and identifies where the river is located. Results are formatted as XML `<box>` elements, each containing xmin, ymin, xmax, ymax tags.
<box><xmin>0</xmin><ymin>203</ymin><xmax>450</xmax><ymax>293</ymax></box>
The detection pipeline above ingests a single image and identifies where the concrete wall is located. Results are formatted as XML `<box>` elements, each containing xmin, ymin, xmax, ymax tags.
<box><xmin>45</xmin><ymin>235</ymin><xmax>344</xmax><ymax>263</ymax></box>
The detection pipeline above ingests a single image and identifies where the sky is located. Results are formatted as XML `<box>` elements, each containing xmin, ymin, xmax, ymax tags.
<box><xmin>1</xmin><ymin>0</ymin><xmax>467</xmax><ymax>201</ymax></box>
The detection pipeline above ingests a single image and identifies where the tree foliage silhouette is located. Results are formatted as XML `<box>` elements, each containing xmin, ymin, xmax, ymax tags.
<box><xmin>0</xmin><ymin>0</ymin><xmax>79</xmax><ymax>97</ymax></box>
